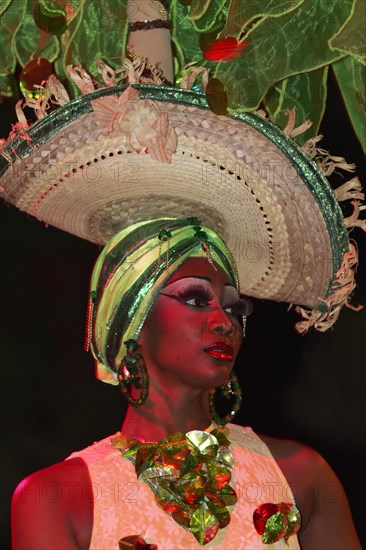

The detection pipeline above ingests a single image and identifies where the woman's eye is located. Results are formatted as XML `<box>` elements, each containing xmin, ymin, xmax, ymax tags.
<box><xmin>185</xmin><ymin>296</ymin><xmax>210</xmax><ymax>308</ymax></box>
<box><xmin>177</xmin><ymin>285</ymin><xmax>213</xmax><ymax>308</ymax></box>
<box><xmin>160</xmin><ymin>288</ymin><xmax>213</xmax><ymax>308</ymax></box>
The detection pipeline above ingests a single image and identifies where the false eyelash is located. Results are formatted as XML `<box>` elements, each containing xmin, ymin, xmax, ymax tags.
<box><xmin>177</xmin><ymin>284</ymin><xmax>214</xmax><ymax>302</ymax></box>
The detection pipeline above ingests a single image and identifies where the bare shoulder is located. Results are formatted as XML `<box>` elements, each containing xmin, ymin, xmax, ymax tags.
<box><xmin>12</xmin><ymin>458</ymin><xmax>92</xmax><ymax>550</ymax></box>
<box><xmin>260</xmin><ymin>434</ymin><xmax>361</xmax><ymax>549</ymax></box>
<box><xmin>260</xmin><ymin>434</ymin><xmax>325</xmax><ymax>481</ymax></box>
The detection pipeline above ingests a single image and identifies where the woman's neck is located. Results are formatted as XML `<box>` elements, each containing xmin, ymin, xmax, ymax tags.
<box><xmin>121</xmin><ymin>388</ymin><xmax>212</xmax><ymax>442</ymax></box>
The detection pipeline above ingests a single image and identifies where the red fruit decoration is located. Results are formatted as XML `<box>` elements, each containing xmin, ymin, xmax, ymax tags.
<box><xmin>253</xmin><ymin>502</ymin><xmax>301</xmax><ymax>544</ymax></box>
<box><xmin>253</xmin><ymin>503</ymin><xmax>281</xmax><ymax>535</ymax></box>
<box><xmin>19</xmin><ymin>58</ymin><xmax>54</xmax><ymax>93</ymax></box>
<box><xmin>118</xmin><ymin>535</ymin><xmax>158</xmax><ymax>550</ymax></box>
<box><xmin>203</xmin><ymin>36</ymin><xmax>248</xmax><ymax>62</ymax></box>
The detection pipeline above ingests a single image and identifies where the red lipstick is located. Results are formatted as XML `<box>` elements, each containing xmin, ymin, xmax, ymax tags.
<box><xmin>204</xmin><ymin>342</ymin><xmax>234</xmax><ymax>362</ymax></box>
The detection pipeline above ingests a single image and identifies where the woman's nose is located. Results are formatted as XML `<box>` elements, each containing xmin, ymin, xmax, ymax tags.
<box><xmin>209</xmin><ymin>309</ymin><xmax>236</xmax><ymax>337</ymax></box>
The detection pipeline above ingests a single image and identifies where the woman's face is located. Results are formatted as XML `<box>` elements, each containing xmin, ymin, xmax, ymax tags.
<box><xmin>139</xmin><ymin>257</ymin><xmax>244</xmax><ymax>391</ymax></box>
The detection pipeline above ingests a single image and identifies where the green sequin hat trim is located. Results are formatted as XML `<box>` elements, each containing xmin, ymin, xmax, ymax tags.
<box><xmin>0</xmin><ymin>80</ymin><xmax>361</xmax><ymax>332</ymax></box>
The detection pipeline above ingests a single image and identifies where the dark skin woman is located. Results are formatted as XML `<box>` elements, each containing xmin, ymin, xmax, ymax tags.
<box><xmin>12</xmin><ymin>255</ymin><xmax>361</xmax><ymax>549</ymax></box>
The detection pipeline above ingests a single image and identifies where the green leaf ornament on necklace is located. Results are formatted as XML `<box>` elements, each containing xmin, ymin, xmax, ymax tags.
<box><xmin>112</xmin><ymin>427</ymin><xmax>237</xmax><ymax>545</ymax></box>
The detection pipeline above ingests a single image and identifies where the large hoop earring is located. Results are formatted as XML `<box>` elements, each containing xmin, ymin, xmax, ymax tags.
<box><xmin>117</xmin><ymin>339</ymin><xmax>149</xmax><ymax>407</ymax></box>
<box><xmin>209</xmin><ymin>371</ymin><xmax>242</xmax><ymax>426</ymax></box>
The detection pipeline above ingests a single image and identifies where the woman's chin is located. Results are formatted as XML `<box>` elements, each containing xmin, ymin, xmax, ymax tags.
<box><xmin>201</xmin><ymin>361</ymin><xmax>234</xmax><ymax>388</ymax></box>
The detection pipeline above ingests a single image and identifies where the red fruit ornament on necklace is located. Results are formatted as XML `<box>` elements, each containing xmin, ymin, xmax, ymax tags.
<box><xmin>253</xmin><ymin>502</ymin><xmax>301</xmax><ymax>544</ymax></box>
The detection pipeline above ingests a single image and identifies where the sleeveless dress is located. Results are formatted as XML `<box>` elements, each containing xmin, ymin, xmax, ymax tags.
<box><xmin>68</xmin><ymin>424</ymin><xmax>301</xmax><ymax>549</ymax></box>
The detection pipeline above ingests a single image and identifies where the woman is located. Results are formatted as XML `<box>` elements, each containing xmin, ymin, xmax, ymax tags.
<box><xmin>1</xmin><ymin>2</ymin><xmax>364</xmax><ymax>543</ymax></box>
<box><xmin>11</xmin><ymin>218</ymin><xmax>361</xmax><ymax>549</ymax></box>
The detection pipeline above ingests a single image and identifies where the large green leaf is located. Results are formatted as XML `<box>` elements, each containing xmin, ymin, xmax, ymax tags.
<box><xmin>13</xmin><ymin>0</ymin><xmax>60</xmax><ymax>67</ymax></box>
<box><xmin>214</xmin><ymin>0</ymin><xmax>353</xmax><ymax>111</ymax></box>
<box><xmin>333</xmin><ymin>56</ymin><xmax>366</xmax><ymax>153</ymax></box>
<box><xmin>263</xmin><ymin>66</ymin><xmax>328</xmax><ymax>145</ymax></box>
<box><xmin>224</xmin><ymin>0</ymin><xmax>304</xmax><ymax>36</ymax></box>
<box><xmin>329</xmin><ymin>0</ymin><xmax>366</xmax><ymax>62</ymax></box>
<box><xmin>0</xmin><ymin>0</ymin><xmax>21</xmax><ymax>79</ymax></box>
<box><xmin>171</xmin><ymin>0</ymin><xmax>202</xmax><ymax>68</ymax></box>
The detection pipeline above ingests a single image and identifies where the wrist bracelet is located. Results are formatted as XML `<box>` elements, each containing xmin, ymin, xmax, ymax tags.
<box><xmin>129</xmin><ymin>19</ymin><xmax>172</xmax><ymax>32</ymax></box>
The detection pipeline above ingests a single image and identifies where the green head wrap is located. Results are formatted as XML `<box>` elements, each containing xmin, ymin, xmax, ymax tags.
<box><xmin>89</xmin><ymin>217</ymin><xmax>238</xmax><ymax>385</ymax></box>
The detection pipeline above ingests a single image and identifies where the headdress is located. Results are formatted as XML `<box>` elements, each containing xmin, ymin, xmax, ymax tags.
<box><xmin>0</xmin><ymin>3</ymin><xmax>364</xmax><ymax>335</ymax></box>
<box><xmin>89</xmin><ymin>217</ymin><xmax>239</xmax><ymax>384</ymax></box>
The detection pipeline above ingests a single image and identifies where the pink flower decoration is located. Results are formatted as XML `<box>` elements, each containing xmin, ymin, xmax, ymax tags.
<box><xmin>91</xmin><ymin>87</ymin><xmax>177</xmax><ymax>164</ymax></box>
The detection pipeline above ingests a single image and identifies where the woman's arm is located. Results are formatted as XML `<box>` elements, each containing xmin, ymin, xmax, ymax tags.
<box><xmin>297</xmin><ymin>446</ymin><xmax>361</xmax><ymax>550</ymax></box>
<box><xmin>265</xmin><ymin>436</ymin><xmax>361</xmax><ymax>550</ymax></box>
<box><xmin>11</xmin><ymin>458</ymin><xmax>92</xmax><ymax>550</ymax></box>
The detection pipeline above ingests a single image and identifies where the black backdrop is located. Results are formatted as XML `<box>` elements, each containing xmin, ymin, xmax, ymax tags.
<box><xmin>1</xmin><ymin>73</ymin><xmax>365</xmax><ymax>549</ymax></box>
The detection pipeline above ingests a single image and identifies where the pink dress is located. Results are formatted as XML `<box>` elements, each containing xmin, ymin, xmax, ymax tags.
<box><xmin>68</xmin><ymin>423</ymin><xmax>301</xmax><ymax>549</ymax></box>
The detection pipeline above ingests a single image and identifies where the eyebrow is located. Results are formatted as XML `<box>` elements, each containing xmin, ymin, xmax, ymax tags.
<box><xmin>165</xmin><ymin>276</ymin><xmax>236</xmax><ymax>288</ymax></box>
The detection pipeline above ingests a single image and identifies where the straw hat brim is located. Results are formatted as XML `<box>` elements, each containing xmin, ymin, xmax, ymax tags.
<box><xmin>0</xmin><ymin>84</ymin><xmax>349</xmax><ymax>313</ymax></box>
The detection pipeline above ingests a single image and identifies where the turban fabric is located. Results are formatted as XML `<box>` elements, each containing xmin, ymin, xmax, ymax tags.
<box><xmin>89</xmin><ymin>218</ymin><xmax>238</xmax><ymax>384</ymax></box>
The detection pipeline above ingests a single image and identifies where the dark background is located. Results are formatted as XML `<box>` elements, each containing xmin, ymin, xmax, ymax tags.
<box><xmin>1</xmin><ymin>72</ymin><xmax>365</xmax><ymax>548</ymax></box>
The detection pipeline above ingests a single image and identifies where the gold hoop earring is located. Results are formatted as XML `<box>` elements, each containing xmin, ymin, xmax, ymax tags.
<box><xmin>209</xmin><ymin>371</ymin><xmax>242</xmax><ymax>426</ymax></box>
<box><xmin>117</xmin><ymin>339</ymin><xmax>149</xmax><ymax>407</ymax></box>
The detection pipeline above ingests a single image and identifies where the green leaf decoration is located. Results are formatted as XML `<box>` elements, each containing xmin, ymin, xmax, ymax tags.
<box><xmin>186</xmin><ymin>0</ymin><xmax>216</xmax><ymax>21</ymax></box>
<box><xmin>190</xmin><ymin>506</ymin><xmax>219</xmax><ymax>545</ymax></box>
<box><xmin>0</xmin><ymin>0</ymin><xmax>12</xmax><ymax>17</ymax></box>
<box><xmin>224</xmin><ymin>0</ymin><xmax>304</xmax><ymax>36</ymax></box>
<box><xmin>210</xmin><ymin>428</ymin><xmax>230</xmax><ymax>447</ymax></box>
<box><xmin>333</xmin><ymin>56</ymin><xmax>366</xmax><ymax>153</ymax></box>
<box><xmin>119</xmin><ymin>444</ymin><xmax>139</xmax><ymax>460</ymax></box>
<box><xmin>0</xmin><ymin>74</ymin><xmax>18</xmax><ymax>100</ymax></box>
<box><xmin>189</xmin><ymin>0</ymin><xmax>228</xmax><ymax>33</ymax></box>
<box><xmin>0</xmin><ymin>0</ymin><xmax>20</xmax><ymax>79</ymax></box>
<box><xmin>176</xmin><ymin>471</ymin><xmax>205</xmax><ymax>505</ymax></box>
<box><xmin>186</xmin><ymin>430</ymin><xmax>219</xmax><ymax>456</ymax></box>
<box><xmin>218</xmin><ymin>485</ymin><xmax>237</xmax><ymax>506</ymax></box>
<box><xmin>207</xmin><ymin>502</ymin><xmax>230</xmax><ymax>529</ymax></box>
<box><xmin>262</xmin><ymin>511</ymin><xmax>288</xmax><ymax>544</ymax></box>
<box><xmin>206</xmin><ymin>460</ymin><xmax>231</xmax><ymax>490</ymax></box>
<box><xmin>286</xmin><ymin>505</ymin><xmax>302</xmax><ymax>538</ymax></box>
<box><xmin>171</xmin><ymin>0</ymin><xmax>203</xmax><ymax>68</ymax></box>
<box><xmin>116</xmin><ymin>427</ymin><xmax>237</xmax><ymax>544</ymax></box>
<box><xmin>263</xmin><ymin>66</ymin><xmax>328</xmax><ymax>145</ymax></box>
<box><xmin>172</xmin><ymin>508</ymin><xmax>192</xmax><ymax>528</ymax></box>
<box><xmin>55</xmin><ymin>0</ymin><xmax>130</xmax><ymax>94</ymax></box>
<box><xmin>179</xmin><ymin>451</ymin><xmax>201</xmax><ymax>477</ymax></box>
<box><xmin>14</xmin><ymin>2</ymin><xmax>60</xmax><ymax>67</ymax></box>
<box><xmin>138</xmin><ymin>465</ymin><xmax>176</xmax><ymax>484</ymax></box>
<box><xmin>153</xmin><ymin>450</ymin><xmax>187</xmax><ymax>472</ymax></box>
<box><xmin>216</xmin><ymin>446</ymin><xmax>234</xmax><ymax>467</ymax></box>
<box><xmin>204</xmin><ymin>487</ymin><xmax>226</xmax><ymax>508</ymax></box>
<box><xmin>158</xmin><ymin>431</ymin><xmax>187</xmax><ymax>445</ymax></box>
<box><xmin>1</xmin><ymin>0</ymin><xmax>363</xmax><ymax>146</ymax></box>
<box><xmin>135</xmin><ymin>443</ymin><xmax>157</xmax><ymax>475</ymax></box>
<box><xmin>216</xmin><ymin>0</ymin><xmax>353</xmax><ymax>111</ymax></box>
<box><xmin>155</xmin><ymin>481</ymin><xmax>189</xmax><ymax>514</ymax></box>
<box><xmin>0</xmin><ymin>2</ymin><xmax>25</xmax><ymax>78</ymax></box>
<box><xmin>329</xmin><ymin>0</ymin><xmax>366</xmax><ymax>61</ymax></box>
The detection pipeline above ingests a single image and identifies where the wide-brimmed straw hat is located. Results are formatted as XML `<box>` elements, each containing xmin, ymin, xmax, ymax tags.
<box><xmin>0</xmin><ymin>64</ymin><xmax>364</xmax><ymax>332</ymax></box>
